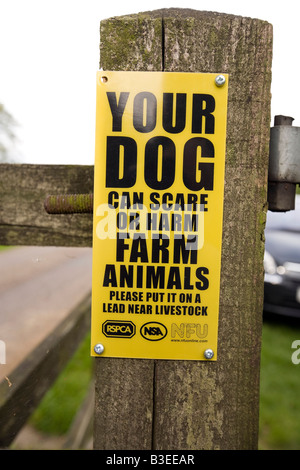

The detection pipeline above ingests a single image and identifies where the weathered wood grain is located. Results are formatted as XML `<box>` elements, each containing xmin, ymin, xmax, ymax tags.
<box><xmin>0</xmin><ymin>164</ymin><xmax>93</xmax><ymax>246</ymax></box>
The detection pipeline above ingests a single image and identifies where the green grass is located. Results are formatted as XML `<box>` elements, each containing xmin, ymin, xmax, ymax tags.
<box><xmin>259</xmin><ymin>315</ymin><xmax>300</xmax><ymax>450</ymax></box>
<box><xmin>30</xmin><ymin>333</ymin><xmax>93</xmax><ymax>435</ymax></box>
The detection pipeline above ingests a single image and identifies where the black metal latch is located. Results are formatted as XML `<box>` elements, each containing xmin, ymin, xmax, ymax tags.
<box><xmin>268</xmin><ymin>115</ymin><xmax>300</xmax><ymax>212</ymax></box>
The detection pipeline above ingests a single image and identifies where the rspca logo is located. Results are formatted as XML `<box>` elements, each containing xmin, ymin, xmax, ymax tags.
<box><xmin>102</xmin><ymin>321</ymin><xmax>136</xmax><ymax>338</ymax></box>
<box><xmin>140</xmin><ymin>322</ymin><xmax>167</xmax><ymax>341</ymax></box>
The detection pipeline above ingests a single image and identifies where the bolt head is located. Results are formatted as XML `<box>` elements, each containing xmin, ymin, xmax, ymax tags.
<box><xmin>94</xmin><ymin>343</ymin><xmax>104</xmax><ymax>355</ymax></box>
<box><xmin>204</xmin><ymin>348</ymin><xmax>214</xmax><ymax>360</ymax></box>
<box><xmin>215</xmin><ymin>74</ymin><xmax>226</xmax><ymax>87</ymax></box>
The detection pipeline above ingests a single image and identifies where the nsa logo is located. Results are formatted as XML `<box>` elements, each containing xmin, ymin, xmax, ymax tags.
<box><xmin>140</xmin><ymin>322</ymin><xmax>167</xmax><ymax>341</ymax></box>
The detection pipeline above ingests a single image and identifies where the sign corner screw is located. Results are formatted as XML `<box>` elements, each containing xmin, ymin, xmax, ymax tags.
<box><xmin>204</xmin><ymin>348</ymin><xmax>214</xmax><ymax>360</ymax></box>
<box><xmin>94</xmin><ymin>343</ymin><xmax>104</xmax><ymax>355</ymax></box>
<box><xmin>215</xmin><ymin>74</ymin><xmax>226</xmax><ymax>87</ymax></box>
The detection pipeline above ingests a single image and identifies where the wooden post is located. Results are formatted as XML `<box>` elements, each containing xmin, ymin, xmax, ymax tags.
<box><xmin>94</xmin><ymin>8</ymin><xmax>273</xmax><ymax>450</ymax></box>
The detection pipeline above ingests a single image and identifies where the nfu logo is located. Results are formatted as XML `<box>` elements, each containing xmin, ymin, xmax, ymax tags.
<box><xmin>0</xmin><ymin>340</ymin><xmax>6</xmax><ymax>365</ymax></box>
<box><xmin>140</xmin><ymin>322</ymin><xmax>167</xmax><ymax>341</ymax></box>
<box><xmin>171</xmin><ymin>323</ymin><xmax>208</xmax><ymax>339</ymax></box>
<box><xmin>102</xmin><ymin>320</ymin><xmax>136</xmax><ymax>338</ymax></box>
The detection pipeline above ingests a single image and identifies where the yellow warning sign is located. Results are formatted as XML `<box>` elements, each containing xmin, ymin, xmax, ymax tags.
<box><xmin>91</xmin><ymin>71</ymin><xmax>228</xmax><ymax>361</ymax></box>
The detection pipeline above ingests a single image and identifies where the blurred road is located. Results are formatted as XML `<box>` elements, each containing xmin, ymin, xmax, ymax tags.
<box><xmin>0</xmin><ymin>246</ymin><xmax>92</xmax><ymax>381</ymax></box>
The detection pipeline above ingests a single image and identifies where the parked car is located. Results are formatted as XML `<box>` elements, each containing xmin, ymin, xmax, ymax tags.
<box><xmin>264</xmin><ymin>194</ymin><xmax>300</xmax><ymax>318</ymax></box>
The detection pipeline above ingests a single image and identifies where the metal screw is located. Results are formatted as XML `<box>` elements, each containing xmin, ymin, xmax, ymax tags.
<box><xmin>204</xmin><ymin>348</ymin><xmax>214</xmax><ymax>359</ymax></box>
<box><xmin>215</xmin><ymin>74</ymin><xmax>226</xmax><ymax>87</ymax></box>
<box><xmin>94</xmin><ymin>343</ymin><xmax>104</xmax><ymax>355</ymax></box>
